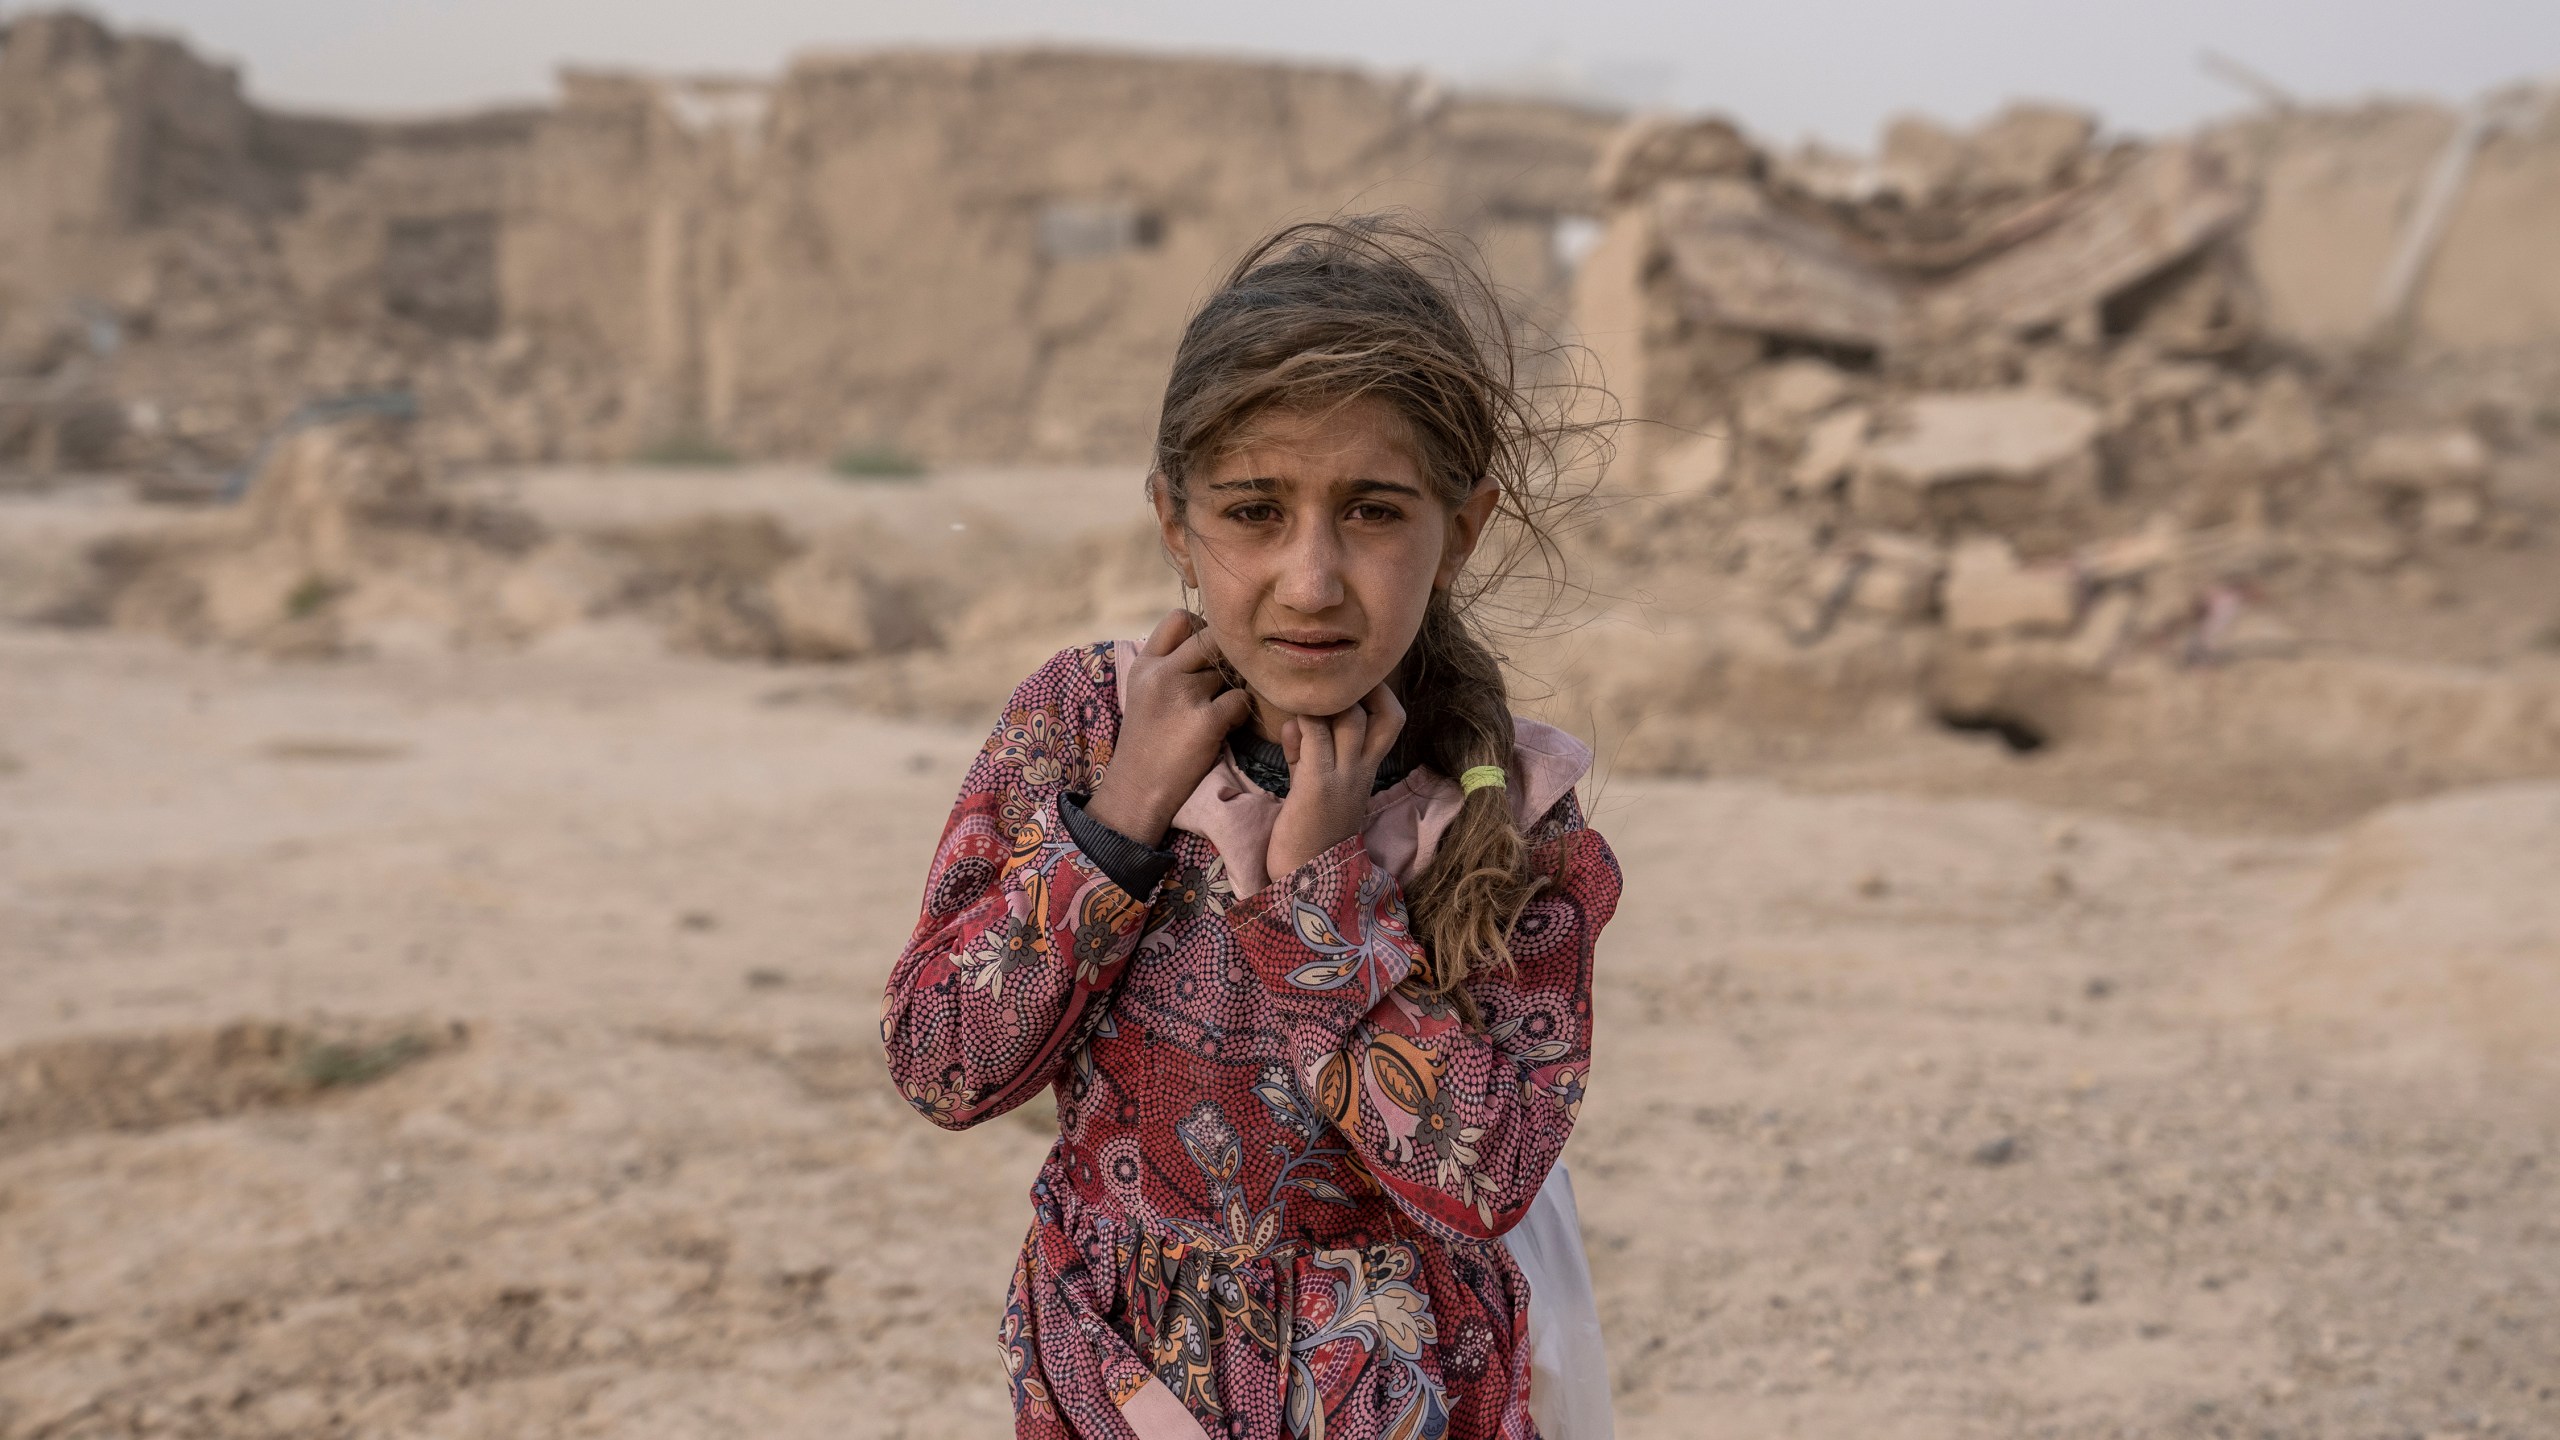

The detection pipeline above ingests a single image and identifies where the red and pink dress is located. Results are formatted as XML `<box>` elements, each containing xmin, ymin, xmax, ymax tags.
<box><xmin>881</xmin><ymin>641</ymin><xmax>1622</xmax><ymax>1439</ymax></box>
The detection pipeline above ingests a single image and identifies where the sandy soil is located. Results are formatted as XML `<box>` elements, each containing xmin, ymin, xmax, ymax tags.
<box><xmin>1</xmin><ymin>615</ymin><xmax>2552</xmax><ymax>1440</ymax></box>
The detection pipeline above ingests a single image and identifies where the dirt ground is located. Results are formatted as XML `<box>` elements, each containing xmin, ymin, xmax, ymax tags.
<box><xmin>1</xmin><ymin>474</ymin><xmax>2556</xmax><ymax>1438</ymax></box>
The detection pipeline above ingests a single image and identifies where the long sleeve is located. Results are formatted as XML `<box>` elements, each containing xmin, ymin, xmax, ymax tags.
<box><xmin>880</xmin><ymin>644</ymin><xmax>1150</xmax><ymax>1130</ymax></box>
<box><xmin>1226</xmin><ymin>792</ymin><xmax>1621</xmax><ymax>1242</ymax></box>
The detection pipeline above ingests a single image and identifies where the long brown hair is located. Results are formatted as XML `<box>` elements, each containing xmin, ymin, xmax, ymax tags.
<box><xmin>1149</xmin><ymin>215</ymin><xmax>1605</xmax><ymax>1019</ymax></box>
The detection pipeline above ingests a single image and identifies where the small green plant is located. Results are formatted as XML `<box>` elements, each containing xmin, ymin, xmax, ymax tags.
<box><xmin>284</xmin><ymin>574</ymin><xmax>343</xmax><ymax>619</ymax></box>
<box><xmin>636</xmin><ymin>432</ymin><xmax>740</xmax><ymax>467</ymax></box>
<box><xmin>830</xmin><ymin>443</ymin><xmax>928</xmax><ymax>480</ymax></box>
<box><xmin>295</xmin><ymin>1032</ymin><xmax>432</xmax><ymax>1089</ymax></box>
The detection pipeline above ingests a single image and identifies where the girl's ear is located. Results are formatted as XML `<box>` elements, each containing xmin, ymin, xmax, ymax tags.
<box><xmin>1150</xmin><ymin>473</ymin><xmax>1199</xmax><ymax>588</ymax></box>
<box><xmin>1435</xmin><ymin>478</ymin><xmax>1501</xmax><ymax>591</ymax></box>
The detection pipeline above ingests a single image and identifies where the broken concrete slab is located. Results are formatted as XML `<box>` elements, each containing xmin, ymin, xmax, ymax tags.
<box><xmin>1860</xmin><ymin>389</ymin><xmax>2103</xmax><ymax>483</ymax></box>
<box><xmin>1920</xmin><ymin>143</ymin><xmax>2250</xmax><ymax>338</ymax></box>
<box><xmin>1656</xmin><ymin>177</ymin><xmax>1906</xmax><ymax>353</ymax></box>
<box><xmin>1852</xmin><ymin>389</ymin><xmax>2104</xmax><ymax>535</ymax></box>
<box><xmin>1944</xmin><ymin>534</ymin><xmax>2080</xmax><ymax>636</ymax></box>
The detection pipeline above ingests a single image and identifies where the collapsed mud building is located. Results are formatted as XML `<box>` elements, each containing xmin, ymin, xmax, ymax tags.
<box><xmin>0</xmin><ymin>9</ymin><xmax>1611</xmax><ymax>472</ymax></box>
<box><xmin>1545</xmin><ymin>91</ymin><xmax>2560</xmax><ymax>805</ymax></box>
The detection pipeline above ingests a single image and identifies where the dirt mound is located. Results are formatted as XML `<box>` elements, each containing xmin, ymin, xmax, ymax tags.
<box><xmin>45</xmin><ymin>419</ymin><xmax>1187</xmax><ymax>665</ymax></box>
<box><xmin>0</xmin><ymin>1019</ymin><xmax>461</xmax><ymax>1156</ymax></box>
<box><xmin>55</xmin><ymin>417</ymin><xmax>549</xmax><ymax>656</ymax></box>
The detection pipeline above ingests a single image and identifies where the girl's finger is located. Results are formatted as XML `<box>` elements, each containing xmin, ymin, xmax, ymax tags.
<box><xmin>1280</xmin><ymin>715</ymin><xmax>1303</xmax><ymax>769</ymax></box>
<box><xmin>1359</xmin><ymin>683</ymin><xmax>1406</xmax><ymax>763</ymax></box>
<box><xmin>1298</xmin><ymin>712</ymin><xmax>1335</xmax><ymax>773</ymax></box>
<box><xmin>1141</xmin><ymin>608</ymin><xmax>1194</xmax><ymax>658</ymax></box>
<box><xmin>1169</xmin><ymin>619</ymin><xmax>1225</xmax><ymax>673</ymax></box>
<box><xmin>1329</xmin><ymin>703</ymin><xmax>1366</xmax><ymax>763</ymax></box>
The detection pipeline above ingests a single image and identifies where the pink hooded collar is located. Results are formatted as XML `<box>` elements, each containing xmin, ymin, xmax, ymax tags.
<box><xmin>1111</xmin><ymin>638</ymin><xmax>1591</xmax><ymax>895</ymax></box>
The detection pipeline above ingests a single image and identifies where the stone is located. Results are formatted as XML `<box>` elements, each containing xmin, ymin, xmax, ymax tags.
<box><xmin>1943</xmin><ymin>535</ymin><xmax>2079</xmax><ymax>636</ymax></box>
<box><xmin>1846</xmin><ymin>534</ymin><xmax>1942</xmax><ymax>620</ymax></box>
<box><xmin>2079</xmin><ymin>515</ymin><xmax>2183</xmax><ymax>583</ymax></box>
<box><xmin>1741</xmin><ymin>358</ymin><xmax>1852</xmax><ymax>437</ymax></box>
<box><xmin>1790</xmin><ymin>406</ymin><xmax>1870</xmax><ymax>495</ymax></box>
<box><xmin>1854</xmin><ymin>390</ymin><xmax>2103</xmax><ymax>535</ymax></box>
<box><xmin>1861</xmin><ymin>390</ymin><xmax>2103</xmax><ymax>489</ymax></box>
<box><xmin>2358</xmin><ymin>428</ymin><xmax>2490</xmax><ymax>491</ymax></box>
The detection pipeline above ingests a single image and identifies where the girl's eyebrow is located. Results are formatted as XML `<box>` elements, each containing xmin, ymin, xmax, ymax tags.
<box><xmin>1344</xmin><ymin>478</ymin><xmax>1425</xmax><ymax>499</ymax></box>
<box><xmin>1205</xmin><ymin>476</ymin><xmax>1423</xmax><ymax>498</ymax></box>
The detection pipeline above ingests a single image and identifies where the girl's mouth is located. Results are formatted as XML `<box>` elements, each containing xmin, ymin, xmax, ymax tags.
<box><xmin>1265</xmin><ymin>633</ymin><xmax>1358</xmax><ymax>661</ymax></box>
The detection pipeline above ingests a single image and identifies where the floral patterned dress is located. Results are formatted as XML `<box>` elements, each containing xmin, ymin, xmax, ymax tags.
<box><xmin>881</xmin><ymin>642</ymin><xmax>1622</xmax><ymax>1440</ymax></box>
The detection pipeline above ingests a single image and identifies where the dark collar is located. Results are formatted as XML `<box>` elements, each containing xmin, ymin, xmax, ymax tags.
<box><xmin>1227</xmin><ymin>725</ymin><xmax>1417</xmax><ymax>799</ymax></box>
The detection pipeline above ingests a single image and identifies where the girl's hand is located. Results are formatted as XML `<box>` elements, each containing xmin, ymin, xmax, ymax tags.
<box><xmin>1082</xmin><ymin>610</ymin><xmax>1254</xmax><ymax>846</ymax></box>
<box><xmin>1267</xmin><ymin>681</ymin><xmax>1406</xmax><ymax>879</ymax></box>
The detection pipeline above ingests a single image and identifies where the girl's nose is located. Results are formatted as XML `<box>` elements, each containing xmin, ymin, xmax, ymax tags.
<box><xmin>1274</xmin><ymin>521</ymin><xmax>1346</xmax><ymax>614</ymax></box>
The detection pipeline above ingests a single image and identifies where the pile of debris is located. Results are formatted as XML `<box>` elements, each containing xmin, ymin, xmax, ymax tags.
<box><xmin>52</xmin><ymin>416</ymin><xmax>1173</xmax><ymax>674</ymax></box>
<box><xmin>1543</xmin><ymin>103</ymin><xmax>2560</xmax><ymax>779</ymax></box>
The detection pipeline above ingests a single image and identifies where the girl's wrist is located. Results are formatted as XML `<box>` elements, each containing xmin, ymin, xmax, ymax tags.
<box><xmin>1083</xmin><ymin>770</ymin><xmax>1179</xmax><ymax>846</ymax></box>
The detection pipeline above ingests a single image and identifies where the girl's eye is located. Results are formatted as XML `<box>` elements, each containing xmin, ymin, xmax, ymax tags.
<box><xmin>1224</xmin><ymin>502</ymin><xmax>1281</xmax><ymax>525</ymax></box>
<box><xmin>1348</xmin><ymin>502</ymin><xmax>1403</xmax><ymax>523</ymax></box>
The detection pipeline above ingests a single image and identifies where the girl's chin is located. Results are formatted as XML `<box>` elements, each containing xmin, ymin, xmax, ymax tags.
<box><xmin>1238</xmin><ymin>670</ymin><xmax>1388</xmax><ymax>724</ymax></box>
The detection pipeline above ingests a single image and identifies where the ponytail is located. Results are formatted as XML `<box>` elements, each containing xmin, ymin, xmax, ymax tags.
<box><xmin>1401</xmin><ymin>592</ymin><xmax>1557</xmax><ymax>1026</ymax></box>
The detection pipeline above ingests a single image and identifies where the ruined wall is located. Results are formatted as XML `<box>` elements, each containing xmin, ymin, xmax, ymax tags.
<box><xmin>700</xmin><ymin>52</ymin><xmax>1605</xmax><ymax>464</ymax></box>
<box><xmin>0</xmin><ymin>11</ymin><xmax>1614</xmax><ymax>472</ymax></box>
<box><xmin>2212</xmin><ymin>97</ymin><xmax>2560</xmax><ymax>351</ymax></box>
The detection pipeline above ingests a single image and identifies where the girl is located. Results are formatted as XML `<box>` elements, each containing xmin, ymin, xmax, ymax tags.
<box><xmin>882</xmin><ymin>218</ymin><xmax>1621</xmax><ymax>1439</ymax></box>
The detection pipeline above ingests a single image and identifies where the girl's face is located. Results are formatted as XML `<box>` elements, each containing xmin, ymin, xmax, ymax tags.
<box><xmin>1156</xmin><ymin>397</ymin><xmax>1500</xmax><ymax>738</ymax></box>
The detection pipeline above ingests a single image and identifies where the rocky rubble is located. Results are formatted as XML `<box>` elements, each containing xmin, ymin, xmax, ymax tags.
<box><xmin>1543</xmin><ymin>101</ymin><xmax>2560</xmax><ymax>794</ymax></box>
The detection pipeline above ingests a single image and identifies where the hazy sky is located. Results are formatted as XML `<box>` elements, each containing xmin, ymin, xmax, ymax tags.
<box><xmin>48</xmin><ymin>0</ymin><xmax>2560</xmax><ymax>147</ymax></box>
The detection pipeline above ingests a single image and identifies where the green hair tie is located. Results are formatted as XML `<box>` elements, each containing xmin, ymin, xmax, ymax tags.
<box><xmin>1458</xmin><ymin>764</ymin><xmax>1507</xmax><ymax>795</ymax></box>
